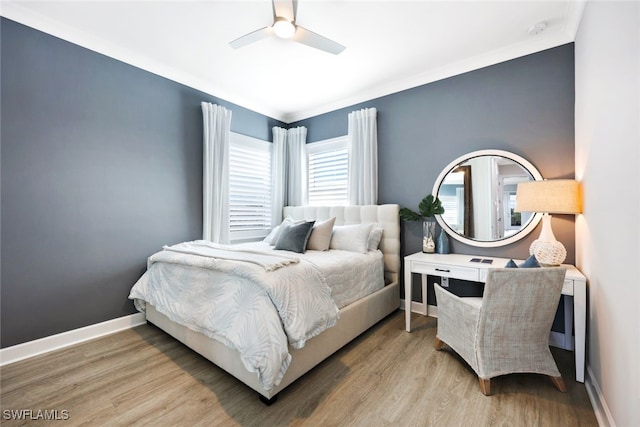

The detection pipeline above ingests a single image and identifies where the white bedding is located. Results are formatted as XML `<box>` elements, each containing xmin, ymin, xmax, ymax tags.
<box><xmin>237</xmin><ymin>241</ymin><xmax>385</xmax><ymax>308</ymax></box>
<box><xmin>162</xmin><ymin>240</ymin><xmax>301</xmax><ymax>271</ymax></box>
<box><xmin>128</xmin><ymin>241</ymin><xmax>384</xmax><ymax>391</ymax></box>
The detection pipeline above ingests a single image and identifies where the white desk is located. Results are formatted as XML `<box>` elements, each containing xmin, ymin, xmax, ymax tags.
<box><xmin>403</xmin><ymin>252</ymin><xmax>586</xmax><ymax>383</ymax></box>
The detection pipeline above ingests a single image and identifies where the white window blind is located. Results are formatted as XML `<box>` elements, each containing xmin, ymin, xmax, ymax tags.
<box><xmin>229</xmin><ymin>133</ymin><xmax>272</xmax><ymax>242</ymax></box>
<box><xmin>308</xmin><ymin>136</ymin><xmax>348</xmax><ymax>206</ymax></box>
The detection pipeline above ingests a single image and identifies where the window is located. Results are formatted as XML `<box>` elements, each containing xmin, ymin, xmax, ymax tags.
<box><xmin>229</xmin><ymin>132</ymin><xmax>272</xmax><ymax>242</ymax></box>
<box><xmin>307</xmin><ymin>136</ymin><xmax>348</xmax><ymax>206</ymax></box>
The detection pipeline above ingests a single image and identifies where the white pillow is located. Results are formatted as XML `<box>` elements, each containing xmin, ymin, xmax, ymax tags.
<box><xmin>306</xmin><ymin>217</ymin><xmax>336</xmax><ymax>251</ymax></box>
<box><xmin>263</xmin><ymin>226</ymin><xmax>280</xmax><ymax>244</ymax></box>
<box><xmin>330</xmin><ymin>223</ymin><xmax>374</xmax><ymax>253</ymax></box>
<box><xmin>264</xmin><ymin>217</ymin><xmax>303</xmax><ymax>245</ymax></box>
<box><xmin>367</xmin><ymin>226</ymin><xmax>384</xmax><ymax>251</ymax></box>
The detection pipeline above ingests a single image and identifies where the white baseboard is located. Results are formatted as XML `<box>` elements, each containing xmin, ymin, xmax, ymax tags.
<box><xmin>549</xmin><ymin>331</ymin><xmax>572</xmax><ymax>350</ymax></box>
<box><xmin>585</xmin><ymin>366</ymin><xmax>616</xmax><ymax>427</ymax></box>
<box><xmin>399</xmin><ymin>298</ymin><xmax>427</xmax><ymax>315</ymax></box>
<box><xmin>0</xmin><ymin>313</ymin><xmax>146</xmax><ymax>366</ymax></box>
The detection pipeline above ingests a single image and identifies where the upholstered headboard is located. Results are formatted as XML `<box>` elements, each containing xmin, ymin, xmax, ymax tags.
<box><xmin>282</xmin><ymin>204</ymin><xmax>401</xmax><ymax>285</ymax></box>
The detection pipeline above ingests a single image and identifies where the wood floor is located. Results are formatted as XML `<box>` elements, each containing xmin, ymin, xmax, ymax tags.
<box><xmin>1</xmin><ymin>311</ymin><xmax>597</xmax><ymax>426</ymax></box>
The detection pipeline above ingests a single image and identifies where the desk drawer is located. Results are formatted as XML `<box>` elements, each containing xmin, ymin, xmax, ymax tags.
<box><xmin>562</xmin><ymin>279</ymin><xmax>574</xmax><ymax>295</ymax></box>
<box><xmin>474</xmin><ymin>274</ymin><xmax>575</xmax><ymax>293</ymax></box>
<box><xmin>411</xmin><ymin>261</ymin><xmax>479</xmax><ymax>281</ymax></box>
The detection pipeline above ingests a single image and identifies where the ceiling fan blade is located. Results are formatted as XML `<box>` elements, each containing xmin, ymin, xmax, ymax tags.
<box><xmin>229</xmin><ymin>26</ymin><xmax>274</xmax><ymax>49</ymax></box>
<box><xmin>272</xmin><ymin>0</ymin><xmax>294</xmax><ymax>21</ymax></box>
<box><xmin>293</xmin><ymin>26</ymin><xmax>346</xmax><ymax>55</ymax></box>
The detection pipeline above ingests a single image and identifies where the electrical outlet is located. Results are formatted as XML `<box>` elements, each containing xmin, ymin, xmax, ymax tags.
<box><xmin>440</xmin><ymin>277</ymin><xmax>449</xmax><ymax>288</ymax></box>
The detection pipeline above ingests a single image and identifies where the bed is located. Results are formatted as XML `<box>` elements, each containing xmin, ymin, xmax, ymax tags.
<box><xmin>129</xmin><ymin>204</ymin><xmax>400</xmax><ymax>403</ymax></box>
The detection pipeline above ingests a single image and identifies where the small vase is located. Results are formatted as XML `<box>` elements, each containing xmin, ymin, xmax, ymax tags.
<box><xmin>422</xmin><ymin>219</ymin><xmax>436</xmax><ymax>253</ymax></box>
<box><xmin>436</xmin><ymin>229</ymin><xmax>450</xmax><ymax>254</ymax></box>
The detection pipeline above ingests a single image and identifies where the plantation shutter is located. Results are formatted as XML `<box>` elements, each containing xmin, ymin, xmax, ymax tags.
<box><xmin>308</xmin><ymin>137</ymin><xmax>348</xmax><ymax>206</ymax></box>
<box><xmin>229</xmin><ymin>134</ymin><xmax>272</xmax><ymax>241</ymax></box>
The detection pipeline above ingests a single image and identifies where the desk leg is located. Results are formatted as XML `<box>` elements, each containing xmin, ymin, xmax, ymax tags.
<box><xmin>574</xmin><ymin>283</ymin><xmax>586</xmax><ymax>383</ymax></box>
<box><xmin>404</xmin><ymin>260</ymin><xmax>412</xmax><ymax>332</ymax></box>
<box><xmin>563</xmin><ymin>296</ymin><xmax>574</xmax><ymax>351</ymax></box>
<box><xmin>422</xmin><ymin>274</ymin><xmax>429</xmax><ymax>316</ymax></box>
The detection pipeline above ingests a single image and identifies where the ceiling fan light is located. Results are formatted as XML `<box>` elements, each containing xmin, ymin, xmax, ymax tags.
<box><xmin>273</xmin><ymin>18</ymin><xmax>295</xmax><ymax>39</ymax></box>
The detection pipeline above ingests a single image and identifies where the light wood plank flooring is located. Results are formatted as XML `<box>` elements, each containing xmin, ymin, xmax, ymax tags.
<box><xmin>1</xmin><ymin>311</ymin><xmax>597</xmax><ymax>426</ymax></box>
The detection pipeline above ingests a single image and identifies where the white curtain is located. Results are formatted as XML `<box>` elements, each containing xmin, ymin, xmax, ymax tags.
<box><xmin>271</xmin><ymin>127</ymin><xmax>288</xmax><ymax>226</ymax></box>
<box><xmin>201</xmin><ymin>102</ymin><xmax>232</xmax><ymax>243</ymax></box>
<box><xmin>348</xmin><ymin>107</ymin><xmax>378</xmax><ymax>205</ymax></box>
<box><xmin>286</xmin><ymin>126</ymin><xmax>308</xmax><ymax>206</ymax></box>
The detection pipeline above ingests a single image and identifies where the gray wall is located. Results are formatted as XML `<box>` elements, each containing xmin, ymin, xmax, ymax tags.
<box><xmin>1</xmin><ymin>17</ymin><xmax>576</xmax><ymax>348</ymax></box>
<box><xmin>293</xmin><ymin>44</ymin><xmax>576</xmax><ymax>264</ymax></box>
<box><xmin>293</xmin><ymin>44</ymin><xmax>575</xmax><ymax>314</ymax></box>
<box><xmin>0</xmin><ymin>18</ymin><xmax>285</xmax><ymax>347</ymax></box>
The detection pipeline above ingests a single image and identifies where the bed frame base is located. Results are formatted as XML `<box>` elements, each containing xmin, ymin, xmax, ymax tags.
<box><xmin>259</xmin><ymin>394</ymin><xmax>278</xmax><ymax>405</ymax></box>
<box><xmin>146</xmin><ymin>282</ymin><xmax>399</xmax><ymax>401</ymax></box>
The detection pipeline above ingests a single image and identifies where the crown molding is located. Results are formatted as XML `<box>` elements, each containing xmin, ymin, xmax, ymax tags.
<box><xmin>0</xmin><ymin>1</ymin><xmax>286</xmax><ymax>122</ymax></box>
<box><xmin>285</xmin><ymin>27</ymin><xmax>579</xmax><ymax>122</ymax></box>
<box><xmin>286</xmin><ymin>0</ymin><xmax>586</xmax><ymax>122</ymax></box>
<box><xmin>2</xmin><ymin>0</ymin><xmax>585</xmax><ymax>125</ymax></box>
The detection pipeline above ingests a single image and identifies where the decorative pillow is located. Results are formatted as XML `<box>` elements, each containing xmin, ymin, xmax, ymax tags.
<box><xmin>504</xmin><ymin>255</ymin><xmax>541</xmax><ymax>268</ymax></box>
<box><xmin>330</xmin><ymin>223</ymin><xmax>374</xmax><ymax>253</ymax></box>
<box><xmin>264</xmin><ymin>217</ymin><xmax>303</xmax><ymax>245</ymax></box>
<box><xmin>263</xmin><ymin>226</ymin><xmax>280</xmax><ymax>244</ymax></box>
<box><xmin>505</xmin><ymin>259</ymin><xmax>519</xmax><ymax>268</ymax></box>
<box><xmin>367</xmin><ymin>225</ymin><xmax>384</xmax><ymax>252</ymax></box>
<box><xmin>306</xmin><ymin>217</ymin><xmax>336</xmax><ymax>251</ymax></box>
<box><xmin>274</xmin><ymin>221</ymin><xmax>315</xmax><ymax>253</ymax></box>
<box><xmin>519</xmin><ymin>254</ymin><xmax>541</xmax><ymax>268</ymax></box>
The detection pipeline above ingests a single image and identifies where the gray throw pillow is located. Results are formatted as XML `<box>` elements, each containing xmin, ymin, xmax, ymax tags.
<box><xmin>505</xmin><ymin>259</ymin><xmax>519</xmax><ymax>268</ymax></box>
<box><xmin>274</xmin><ymin>221</ymin><xmax>316</xmax><ymax>253</ymax></box>
<box><xmin>504</xmin><ymin>255</ymin><xmax>541</xmax><ymax>268</ymax></box>
<box><xmin>519</xmin><ymin>254</ymin><xmax>541</xmax><ymax>268</ymax></box>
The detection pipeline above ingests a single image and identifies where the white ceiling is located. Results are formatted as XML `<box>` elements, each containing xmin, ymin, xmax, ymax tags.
<box><xmin>1</xmin><ymin>1</ymin><xmax>585</xmax><ymax>123</ymax></box>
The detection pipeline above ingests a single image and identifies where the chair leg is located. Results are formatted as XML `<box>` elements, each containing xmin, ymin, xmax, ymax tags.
<box><xmin>434</xmin><ymin>337</ymin><xmax>444</xmax><ymax>350</ymax></box>
<box><xmin>550</xmin><ymin>375</ymin><xmax>567</xmax><ymax>392</ymax></box>
<box><xmin>479</xmin><ymin>377</ymin><xmax>491</xmax><ymax>396</ymax></box>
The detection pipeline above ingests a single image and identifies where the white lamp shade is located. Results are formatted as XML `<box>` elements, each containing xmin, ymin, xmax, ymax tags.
<box><xmin>515</xmin><ymin>179</ymin><xmax>582</xmax><ymax>214</ymax></box>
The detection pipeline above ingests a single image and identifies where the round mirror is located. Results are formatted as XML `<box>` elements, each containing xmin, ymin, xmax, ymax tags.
<box><xmin>432</xmin><ymin>149</ymin><xmax>543</xmax><ymax>248</ymax></box>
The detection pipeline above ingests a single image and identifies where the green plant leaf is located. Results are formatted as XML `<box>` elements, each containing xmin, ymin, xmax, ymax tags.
<box><xmin>418</xmin><ymin>194</ymin><xmax>445</xmax><ymax>217</ymax></box>
<box><xmin>399</xmin><ymin>194</ymin><xmax>445</xmax><ymax>221</ymax></box>
<box><xmin>432</xmin><ymin>197</ymin><xmax>445</xmax><ymax>215</ymax></box>
<box><xmin>418</xmin><ymin>194</ymin><xmax>435</xmax><ymax>217</ymax></box>
<box><xmin>399</xmin><ymin>207</ymin><xmax>423</xmax><ymax>221</ymax></box>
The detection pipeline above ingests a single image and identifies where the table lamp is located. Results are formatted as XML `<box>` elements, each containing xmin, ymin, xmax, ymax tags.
<box><xmin>515</xmin><ymin>179</ymin><xmax>582</xmax><ymax>266</ymax></box>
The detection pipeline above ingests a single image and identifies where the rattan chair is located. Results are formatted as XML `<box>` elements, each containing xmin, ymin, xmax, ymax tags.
<box><xmin>434</xmin><ymin>267</ymin><xmax>567</xmax><ymax>396</ymax></box>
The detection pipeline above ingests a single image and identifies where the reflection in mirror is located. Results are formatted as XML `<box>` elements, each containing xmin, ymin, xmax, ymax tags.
<box><xmin>433</xmin><ymin>150</ymin><xmax>543</xmax><ymax>248</ymax></box>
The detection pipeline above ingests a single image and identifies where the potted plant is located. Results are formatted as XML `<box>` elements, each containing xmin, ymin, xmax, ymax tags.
<box><xmin>400</xmin><ymin>194</ymin><xmax>445</xmax><ymax>253</ymax></box>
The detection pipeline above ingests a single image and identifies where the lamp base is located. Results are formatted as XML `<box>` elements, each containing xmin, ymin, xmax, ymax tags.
<box><xmin>529</xmin><ymin>239</ymin><xmax>567</xmax><ymax>266</ymax></box>
<box><xmin>528</xmin><ymin>213</ymin><xmax>567</xmax><ymax>266</ymax></box>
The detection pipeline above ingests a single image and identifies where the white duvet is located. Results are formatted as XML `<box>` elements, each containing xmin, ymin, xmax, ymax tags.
<box><xmin>128</xmin><ymin>241</ymin><xmax>383</xmax><ymax>391</ymax></box>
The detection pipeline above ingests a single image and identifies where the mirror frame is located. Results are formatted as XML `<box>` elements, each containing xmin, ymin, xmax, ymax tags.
<box><xmin>432</xmin><ymin>149</ymin><xmax>543</xmax><ymax>248</ymax></box>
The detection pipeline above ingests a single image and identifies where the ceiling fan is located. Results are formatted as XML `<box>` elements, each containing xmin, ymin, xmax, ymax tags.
<box><xmin>229</xmin><ymin>0</ymin><xmax>346</xmax><ymax>55</ymax></box>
